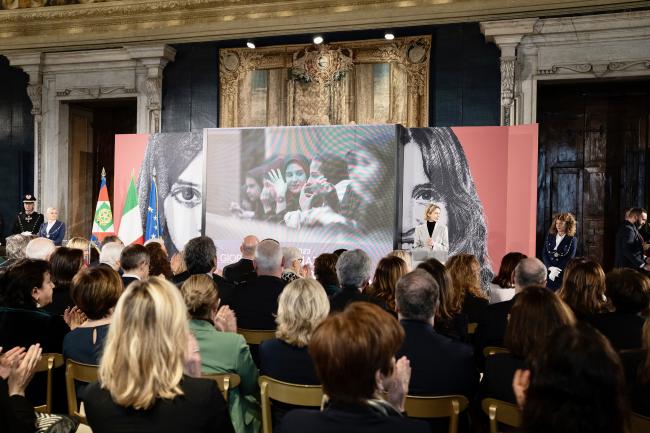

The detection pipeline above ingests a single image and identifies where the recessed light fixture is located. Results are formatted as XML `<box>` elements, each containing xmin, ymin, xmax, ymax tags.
<box><xmin>313</xmin><ymin>35</ymin><xmax>324</xmax><ymax>45</ymax></box>
<box><xmin>246</xmin><ymin>41</ymin><xmax>256</xmax><ymax>49</ymax></box>
<box><xmin>384</xmin><ymin>32</ymin><xmax>395</xmax><ymax>40</ymax></box>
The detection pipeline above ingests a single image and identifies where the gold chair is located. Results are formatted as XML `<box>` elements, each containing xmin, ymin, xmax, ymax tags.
<box><xmin>238</xmin><ymin>328</ymin><xmax>276</xmax><ymax>345</ymax></box>
<box><xmin>65</xmin><ymin>359</ymin><xmax>99</xmax><ymax>424</ymax></box>
<box><xmin>259</xmin><ymin>375</ymin><xmax>324</xmax><ymax>433</ymax></box>
<box><xmin>631</xmin><ymin>412</ymin><xmax>650</xmax><ymax>433</ymax></box>
<box><xmin>481</xmin><ymin>398</ymin><xmax>521</xmax><ymax>433</ymax></box>
<box><xmin>483</xmin><ymin>346</ymin><xmax>509</xmax><ymax>357</ymax></box>
<box><xmin>202</xmin><ymin>373</ymin><xmax>241</xmax><ymax>402</ymax></box>
<box><xmin>467</xmin><ymin>323</ymin><xmax>478</xmax><ymax>334</ymax></box>
<box><xmin>33</xmin><ymin>353</ymin><xmax>64</xmax><ymax>414</ymax></box>
<box><xmin>404</xmin><ymin>395</ymin><xmax>469</xmax><ymax>433</ymax></box>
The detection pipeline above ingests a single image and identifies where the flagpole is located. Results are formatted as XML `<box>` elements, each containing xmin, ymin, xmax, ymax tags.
<box><xmin>153</xmin><ymin>167</ymin><xmax>161</xmax><ymax>238</ymax></box>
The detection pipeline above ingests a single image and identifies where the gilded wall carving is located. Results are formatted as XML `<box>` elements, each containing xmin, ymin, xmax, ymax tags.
<box><xmin>219</xmin><ymin>36</ymin><xmax>431</xmax><ymax>128</ymax></box>
<box><xmin>0</xmin><ymin>0</ymin><xmax>107</xmax><ymax>9</ymax></box>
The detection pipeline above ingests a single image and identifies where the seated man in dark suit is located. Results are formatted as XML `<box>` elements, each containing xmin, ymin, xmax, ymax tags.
<box><xmin>222</xmin><ymin>235</ymin><xmax>258</xmax><ymax>284</ymax></box>
<box><xmin>172</xmin><ymin>236</ymin><xmax>235</xmax><ymax>305</ymax></box>
<box><xmin>329</xmin><ymin>249</ymin><xmax>386</xmax><ymax>313</ymax></box>
<box><xmin>396</xmin><ymin>269</ymin><xmax>479</xmax><ymax>399</ymax></box>
<box><xmin>119</xmin><ymin>244</ymin><xmax>150</xmax><ymax>288</ymax></box>
<box><xmin>615</xmin><ymin>207</ymin><xmax>650</xmax><ymax>272</ymax></box>
<box><xmin>474</xmin><ymin>257</ymin><xmax>547</xmax><ymax>368</ymax></box>
<box><xmin>229</xmin><ymin>239</ymin><xmax>286</xmax><ymax>330</ymax></box>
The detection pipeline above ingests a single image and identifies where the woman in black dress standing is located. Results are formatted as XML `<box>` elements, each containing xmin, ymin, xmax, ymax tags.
<box><xmin>542</xmin><ymin>212</ymin><xmax>577</xmax><ymax>291</ymax></box>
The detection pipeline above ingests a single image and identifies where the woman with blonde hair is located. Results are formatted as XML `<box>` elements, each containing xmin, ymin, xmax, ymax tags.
<box><xmin>181</xmin><ymin>275</ymin><xmax>259</xmax><ymax>433</ymax></box>
<box><xmin>542</xmin><ymin>212</ymin><xmax>578</xmax><ymax>291</ymax></box>
<box><xmin>446</xmin><ymin>254</ymin><xmax>489</xmax><ymax>323</ymax></box>
<box><xmin>259</xmin><ymin>278</ymin><xmax>329</xmax><ymax>429</ymax></box>
<box><xmin>558</xmin><ymin>260</ymin><xmax>612</xmax><ymax>319</ymax></box>
<box><xmin>412</xmin><ymin>203</ymin><xmax>449</xmax><ymax>264</ymax></box>
<box><xmin>84</xmin><ymin>277</ymin><xmax>234</xmax><ymax>433</ymax></box>
<box><xmin>364</xmin><ymin>256</ymin><xmax>409</xmax><ymax>312</ymax></box>
<box><xmin>67</xmin><ymin>236</ymin><xmax>100</xmax><ymax>265</ymax></box>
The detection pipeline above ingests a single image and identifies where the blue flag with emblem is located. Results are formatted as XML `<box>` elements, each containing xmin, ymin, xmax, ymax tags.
<box><xmin>145</xmin><ymin>174</ymin><xmax>161</xmax><ymax>241</ymax></box>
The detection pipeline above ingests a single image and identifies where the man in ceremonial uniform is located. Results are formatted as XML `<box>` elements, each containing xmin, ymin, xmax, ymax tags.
<box><xmin>12</xmin><ymin>194</ymin><xmax>44</xmax><ymax>236</ymax></box>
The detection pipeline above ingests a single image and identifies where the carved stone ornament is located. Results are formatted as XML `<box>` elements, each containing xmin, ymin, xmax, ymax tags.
<box><xmin>26</xmin><ymin>84</ymin><xmax>42</xmax><ymax>116</ymax></box>
<box><xmin>56</xmin><ymin>86</ymin><xmax>137</xmax><ymax>98</ymax></box>
<box><xmin>538</xmin><ymin>60</ymin><xmax>650</xmax><ymax>78</ymax></box>
<box><xmin>290</xmin><ymin>45</ymin><xmax>353</xmax><ymax>85</ymax></box>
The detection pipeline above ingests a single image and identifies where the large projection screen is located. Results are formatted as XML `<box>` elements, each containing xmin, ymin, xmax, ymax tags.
<box><xmin>203</xmin><ymin>124</ymin><xmax>401</xmax><ymax>267</ymax></box>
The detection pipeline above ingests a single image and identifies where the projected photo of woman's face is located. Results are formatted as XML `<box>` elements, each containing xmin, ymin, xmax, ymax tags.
<box><xmin>204</xmin><ymin>125</ymin><xmax>399</xmax><ymax>267</ymax></box>
<box><xmin>137</xmin><ymin>132</ymin><xmax>204</xmax><ymax>255</ymax></box>
<box><xmin>401</xmin><ymin>127</ymin><xmax>493</xmax><ymax>287</ymax></box>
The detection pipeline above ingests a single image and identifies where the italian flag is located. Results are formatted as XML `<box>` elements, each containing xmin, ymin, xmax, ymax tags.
<box><xmin>118</xmin><ymin>175</ymin><xmax>144</xmax><ymax>245</ymax></box>
<box><xmin>91</xmin><ymin>173</ymin><xmax>115</xmax><ymax>243</ymax></box>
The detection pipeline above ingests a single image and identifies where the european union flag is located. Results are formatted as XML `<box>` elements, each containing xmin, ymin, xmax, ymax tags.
<box><xmin>145</xmin><ymin>176</ymin><xmax>161</xmax><ymax>241</ymax></box>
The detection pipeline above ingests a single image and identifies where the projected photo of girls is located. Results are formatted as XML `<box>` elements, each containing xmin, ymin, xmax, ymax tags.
<box><xmin>401</xmin><ymin>127</ymin><xmax>493</xmax><ymax>288</ymax></box>
<box><xmin>205</xmin><ymin>125</ymin><xmax>399</xmax><ymax>266</ymax></box>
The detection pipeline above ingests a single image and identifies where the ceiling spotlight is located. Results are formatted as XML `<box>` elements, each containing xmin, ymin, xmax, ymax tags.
<box><xmin>384</xmin><ymin>32</ymin><xmax>395</xmax><ymax>40</ymax></box>
<box><xmin>313</xmin><ymin>35</ymin><xmax>324</xmax><ymax>45</ymax></box>
<box><xmin>246</xmin><ymin>41</ymin><xmax>256</xmax><ymax>49</ymax></box>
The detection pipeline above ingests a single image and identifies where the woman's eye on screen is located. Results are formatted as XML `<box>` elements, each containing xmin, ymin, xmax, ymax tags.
<box><xmin>170</xmin><ymin>185</ymin><xmax>202</xmax><ymax>208</ymax></box>
<box><xmin>412</xmin><ymin>185</ymin><xmax>434</xmax><ymax>202</ymax></box>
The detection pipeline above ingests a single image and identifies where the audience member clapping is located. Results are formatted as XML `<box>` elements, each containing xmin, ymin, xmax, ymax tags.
<box><xmin>0</xmin><ymin>343</ymin><xmax>42</xmax><ymax>433</ymax></box>
<box><xmin>260</xmin><ymin>278</ymin><xmax>329</xmax><ymax>429</ymax></box>
<box><xmin>181</xmin><ymin>275</ymin><xmax>259</xmax><ymax>433</ymax></box>
<box><xmin>480</xmin><ymin>286</ymin><xmax>575</xmax><ymax>403</ymax></box>
<box><xmin>513</xmin><ymin>324</ymin><xmax>628</xmax><ymax>433</ymax></box>
<box><xmin>63</xmin><ymin>267</ymin><xmax>123</xmax><ymax>364</ymax></box>
<box><xmin>44</xmin><ymin>247</ymin><xmax>84</xmax><ymax>317</ymax></box>
<box><xmin>280</xmin><ymin>302</ymin><xmax>429</xmax><ymax>433</ymax></box>
<box><xmin>313</xmin><ymin>253</ymin><xmax>340</xmax><ymax>296</ymax></box>
<box><xmin>84</xmin><ymin>277</ymin><xmax>235</xmax><ymax>433</ymax></box>
<box><xmin>489</xmin><ymin>252</ymin><xmax>527</xmax><ymax>304</ymax></box>
<box><xmin>364</xmin><ymin>255</ymin><xmax>408</xmax><ymax>313</ymax></box>
<box><xmin>446</xmin><ymin>254</ymin><xmax>489</xmax><ymax>323</ymax></box>
<box><xmin>558</xmin><ymin>260</ymin><xmax>612</xmax><ymax>318</ymax></box>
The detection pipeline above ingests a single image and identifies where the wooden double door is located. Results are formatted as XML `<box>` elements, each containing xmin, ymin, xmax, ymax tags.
<box><xmin>536</xmin><ymin>80</ymin><xmax>650</xmax><ymax>270</ymax></box>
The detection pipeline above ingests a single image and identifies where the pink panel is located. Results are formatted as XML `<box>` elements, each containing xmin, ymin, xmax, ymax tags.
<box><xmin>113</xmin><ymin>134</ymin><xmax>148</xmax><ymax>232</ymax></box>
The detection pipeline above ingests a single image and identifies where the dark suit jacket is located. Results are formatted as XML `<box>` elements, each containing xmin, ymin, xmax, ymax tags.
<box><xmin>85</xmin><ymin>376</ymin><xmax>235</xmax><ymax>433</ymax></box>
<box><xmin>43</xmin><ymin>283</ymin><xmax>74</xmax><ymax>317</ymax></box>
<box><xmin>397</xmin><ymin>320</ymin><xmax>479</xmax><ymax>398</ymax></box>
<box><xmin>230</xmin><ymin>275</ymin><xmax>285</xmax><ymax>330</ymax></box>
<box><xmin>0</xmin><ymin>379</ymin><xmax>35</xmax><ymax>433</ymax></box>
<box><xmin>260</xmin><ymin>338</ymin><xmax>319</xmax><ymax>385</ymax></box>
<box><xmin>615</xmin><ymin>221</ymin><xmax>646</xmax><ymax>269</ymax></box>
<box><xmin>462</xmin><ymin>294</ymin><xmax>489</xmax><ymax>324</ymax></box>
<box><xmin>280</xmin><ymin>402</ymin><xmax>429</xmax><ymax>433</ymax></box>
<box><xmin>121</xmin><ymin>275</ymin><xmax>139</xmax><ymax>288</ymax></box>
<box><xmin>474</xmin><ymin>300</ymin><xmax>513</xmax><ymax>370</ymax></box>
<box><xmin>583</xmin><ymin>312</ymin><xmax>644</xmax><ymax>351</ymax></box>
<box><xmin>222</xmin><ymin>258</ymin><xmax>256</xmax><ymax>284</ymax></box>
<box><xmin>542</xmin><ymin>233</ymin><xmax>577</xmax><ymax>290</ymax></box>
<box><xmin>478</xmin><ymin>353</ymin><xmax>526</xmax><ymax>404</ymax></box>
<box><xmin>329</xmin><ymin>286</ymin><xmax>387</xmax><ymax>313</ymax></box>
<box><xmin>38</xmin><ymin>220</ymin><xmax>66</xmax><ymax>246</ymax></box>
<box><xmin>621</xmin><ymin>349</ymin><xmax>650</xmax><ymax>417</ymax></box>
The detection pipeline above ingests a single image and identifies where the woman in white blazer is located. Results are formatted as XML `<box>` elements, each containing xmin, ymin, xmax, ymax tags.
<box><xmin>413</xmin><ymin>203</ymin><xmax>449</xmax><ymax>263</ymax></box>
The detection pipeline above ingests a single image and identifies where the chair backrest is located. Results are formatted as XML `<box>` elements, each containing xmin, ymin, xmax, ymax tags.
<box><xmin>481</xmin><ymin>398</ymin><xmax>522</xmax><ymax>433</ymax></box>
<box><xmin>631</xmin><ymin>412</ymin><xmax>650</xmax><ymax>433</ymax></box>
<box><xmin>65</xmin><ymin>359</ymin><xmax>99</xmax><ymax>424</ymax></box>
<box><xmin>238</xmin><ymin>328</ymin><xmax>276</xmax><ymax>345</ymax></box>
<box><xmin>483</xmin><ymin>346</ymin><xmax>509</xmax><ymax>357</ymax></box>
<box><xmin>404</xmin><ymin>395</ymin><xmax>469</xmax><ymax>433</ymax></box>
<box><xmin>467</xmin><ymin>323</ymin><xmax>478</xmax><ymax>334</ymax></box>
<box><xmin>33</xmin><ymin>353</ymin><xmax>64</xmax><ymax>414</ymax></box>
<box><xmin>202</xmin><ymin>373</ymin><xmax>242</xmax><ymax>402</ymax></box>
<box><xmin>259</xmin><ymin>375</ymin><xmax>324</xmax><ymax>433</ymax></box>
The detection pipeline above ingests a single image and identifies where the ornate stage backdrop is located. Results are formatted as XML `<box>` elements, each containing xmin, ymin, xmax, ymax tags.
<box><xmin>219</xmin><ymin>37</ymin><xmax>431</xmax><ymax>128</ymax></box>
<box><xmin>113</xmin><ymin>124</ymin><xmax>537</xmax><ymax>278</ymax></box>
